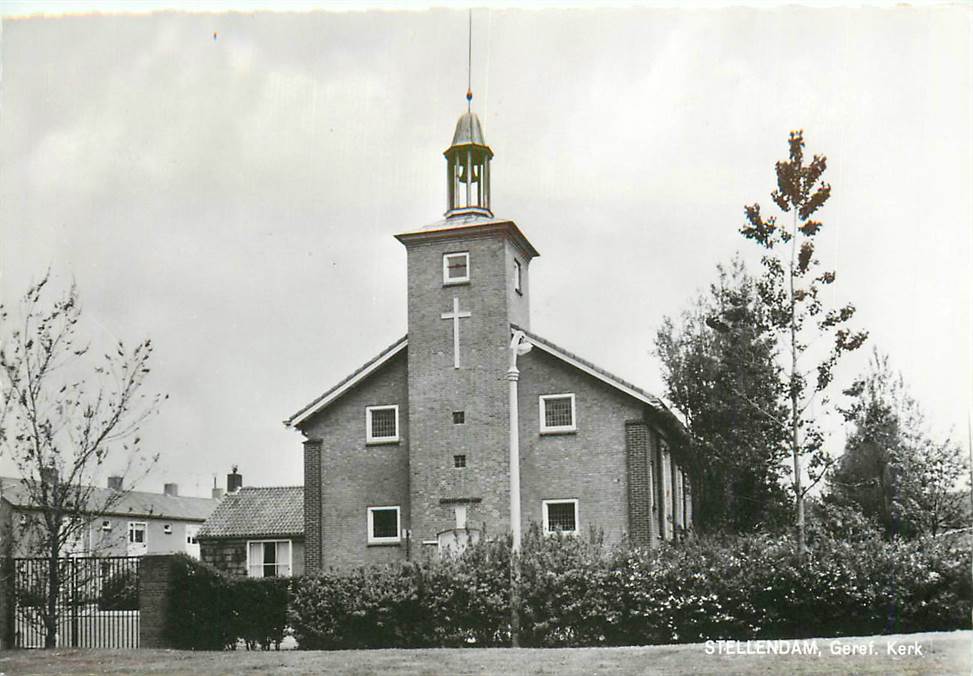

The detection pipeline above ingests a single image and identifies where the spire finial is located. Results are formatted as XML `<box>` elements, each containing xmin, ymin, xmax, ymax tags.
<box><xmin>466</xmin><ymin>8</ymin><xmax>472</xmax><ymax>112</ymax></box>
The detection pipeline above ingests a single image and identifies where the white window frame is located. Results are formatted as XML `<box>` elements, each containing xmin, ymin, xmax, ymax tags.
<box><xmin>246</xmin><ymin>539</ymin><xmax>293</xmax><ymax>578</ymax></box>
<box><xmin>128</xmin><ymin>521</ymin><xmax>147</xmax><ymax>545</ymax></box>
<box><xmin>367</xmin><ymin>505</ymin><xmax>401</xmax><ymax>545</ymax></box>
<box><xmin>539</xmin><ymin>393</ymin><xmax>577</xmax><ymax>434</ymax></box>
<box><xmin>442</xmin><ymin>251</ymin><xmax>470</xmax><ymax>285</ymax></box>
<box><xmin>542</xmin><ymin>499</ymin><xmax>579</xmax><ymax>536</ymax></box>
<box><xmin>513</xmin><ymin>258</ymin><xmax>522</xmax><ymax>294</ymax></box>
<box><xmin>365</xmin><ymin>404</ymin><xmax>400</xmax><ymax>444</ymax></box>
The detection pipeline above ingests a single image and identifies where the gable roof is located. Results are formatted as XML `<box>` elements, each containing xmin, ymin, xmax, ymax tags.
<box><xmin>513</xmin><ymin>325</ymin><xmax>686</xmax><ymax>435</ymax></box>
<box><xmin>0</xmin><ymin>476</ymin><xmax>218</xmax><ymax>521</ymax></box>
<box><xmin>198</xmin><ymin>486</ymin><xmax>304</xmax><ymax>540</ymax></box>
<box><xmin>285</xmin><ymin>335</ymin><xmax>407</xmax><ymax>428</ymax></box>
<box><xmin>283</xmin><ymin>327</ymin><xmax>684</xmax><ymax>436</ymax></box>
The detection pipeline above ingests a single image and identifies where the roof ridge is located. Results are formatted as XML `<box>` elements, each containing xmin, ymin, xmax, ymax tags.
<box><xmin>0</xmin><ymin>476</ymin><xmax>218</xmax><ymax>502</ymax></box>
<box><xmin>511</xmin><ymin>324</ymin><xmax>685</xmax><ymax>435</ymax></box>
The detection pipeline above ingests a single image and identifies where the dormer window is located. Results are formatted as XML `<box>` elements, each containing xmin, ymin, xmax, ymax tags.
<box><xmin>443</xmin><ymin>252</ymin><xmax>470</xmax><ymax>285</ymax></box>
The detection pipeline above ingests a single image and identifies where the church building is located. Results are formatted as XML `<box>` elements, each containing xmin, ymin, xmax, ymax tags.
<box><xmin>286</xmin><ymin>106</ymin><xmax>693</xmax><ymax>572</ymax></box>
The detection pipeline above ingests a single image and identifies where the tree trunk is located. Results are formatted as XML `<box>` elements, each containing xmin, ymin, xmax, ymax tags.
<box><xmin>45</xmin><ymin>552</ymin><xmax>58</xmax><ymax>648</ymax></box>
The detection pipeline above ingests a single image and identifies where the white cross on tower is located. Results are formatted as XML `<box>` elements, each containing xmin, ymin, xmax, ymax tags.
<box><xmin>441</xmin><ymin>296</ymin><xmax>471</xmax><ymax>369</ymax></box>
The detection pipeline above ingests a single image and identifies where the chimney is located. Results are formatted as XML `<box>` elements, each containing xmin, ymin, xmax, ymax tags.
<box><xmin>211</xmin><ymin>475</ymin><xmax>224</xmax><ymax>500</ymax></box>
<box><xmin>226</xmin><ymin>466</ymin><xmax>242</xmax><ymax>494</ymax></box>
<box><xmin>163</xmin><ymin>483</ymin><xmax>179</xmax><ymax>497</ymax></box>
<box><xmin>107</xmin><ymin>476</ymin><xmax>123</xmax><ymax>491</ymax></box>
<box><xmin>40</xmin><ymin>466</ymin><xmax>58</xmax><ymax>486</ymax></box>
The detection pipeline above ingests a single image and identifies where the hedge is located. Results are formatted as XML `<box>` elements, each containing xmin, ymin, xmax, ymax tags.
<box><xmin>163</xmin><ymin>554</ymin><xmax>289</xmax><ymax>650</ymax></box>
<box><xmin>290</xmin><ymin>528</ymin><xmax>971</xmax><ymax>649</ymax></box>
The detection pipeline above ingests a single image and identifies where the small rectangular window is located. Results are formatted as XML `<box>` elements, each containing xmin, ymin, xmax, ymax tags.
<box><xmin>163</xmin><ymin>524</ymin><xmax>172</xmax><ymax>535</ymax></box>
<box><xmin>101</xmin><ymin>520</ymin><xmax>112</xmax><ymax>531</ymax></box>
<box><xmin>366</xmin><ymin>405</ymin><xmax>399</xmax><ymax>444</ymax></box>
<box><xmin>453</xmin><ymin>454</ymin><xmax>467</xmax><ymax>468</ymax></box>
<box><xmin>443</xmin><ymin>252</ymin><xmax>470</xmax><ymax>284</ymax></box>
<box><xmin>539</xmin><ymin>393</ymin><xmax>576</xmax><ymax>433</ymax></box>
<box><xmin>514</xmin><ymin>258</ymin><xmax>522</xmax><ymax>294</ymax></box>
<box><xmin>543</xmin><ymin>499</ymin><xmax>578</xmax><ymax>535</ymax></box>
<box><xmin>367</xmin><ymin>506</ymin><xmax>401</xmax><ymax>544</ymax></box>
<box><xmin>452</xmin><ymin>411</ymin><xmax>465</xmax><ymax>424</ymax></box>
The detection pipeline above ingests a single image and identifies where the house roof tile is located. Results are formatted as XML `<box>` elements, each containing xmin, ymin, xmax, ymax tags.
<box><xmin>198</xmin><ymin>485</ymin><xmax>304</xmax><ymax>539</ymax></box>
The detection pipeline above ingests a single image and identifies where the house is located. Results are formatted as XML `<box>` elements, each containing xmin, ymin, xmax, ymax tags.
<box><xmin>0</xmin><ymin>475</ymin><xmax>219</xmax><ymax>559</ymax></box>
<box><xmin>197</xmin><ymin>472</ymin><xmax>304</xmax><ymax>577</ymax></box>
<box><xmin>286</xmin><ymin>106</ymin><xmax>694</xmax><ymax>572</ymax></box>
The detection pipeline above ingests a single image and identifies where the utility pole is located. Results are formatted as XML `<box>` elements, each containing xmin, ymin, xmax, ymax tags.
<box><xmin>507</xmin><ymin>330</ymin><xmax>531</xmax><ymax>648</ymax></box>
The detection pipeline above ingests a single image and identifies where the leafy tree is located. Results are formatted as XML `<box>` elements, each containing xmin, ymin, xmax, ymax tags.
<box><xmin>733</xmin><ymin>131</ymin><xmax>867</xmax><ymax>560</ymax></box>
<box><xmin>830</xmin><ymin>349</ymin><xmax>970</xmax><ymax>538</ymax></box>
<box><xmin>656</xmin><ymin>257</ymin><xmax>790</xmax><ymax>533</ymax></box>
<box><xmin>0</xmin><ymin>273</ymin><xmax>163</xmax><ymax>647</ymax></box>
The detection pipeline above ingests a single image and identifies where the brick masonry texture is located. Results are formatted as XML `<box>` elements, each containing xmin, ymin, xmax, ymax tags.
<box><xmin>200</xmin><ymin>539</ymin><xmax>247</xmax><ymax>577</ymax></box>
<box><xmin>300</xmin><ymin>350</ymin><xmax>411</xmax><ymax>570</ymax></box>
<box><xmin>404</xmin><ymin>233</ymin><xmax>527</xmax><ymax>552</ymax></box>
<box><xmin>303</xmin><ymin>439</ymin><xmax>323</xmax><ymax>572</ymax></box>
<box><xmin>138</xmin><ymin>554</ymin><xmax>175</xmax><ymax>648</ymax></box>
<box><xmin>295</xmin><ymin>222</ymin><xmax>692</xmax><ymax>570</ymax></box>
<box><xmin>625</xmin><ymin>421</ymin><xmax>652</xmax><ymax>546</ymax></box>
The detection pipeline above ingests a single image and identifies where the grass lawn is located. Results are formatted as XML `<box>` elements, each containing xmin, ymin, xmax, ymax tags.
<box><xmin>0</xmin><ymin>631</ymin><xmax>968</xmax><ymax>675</ymax></box>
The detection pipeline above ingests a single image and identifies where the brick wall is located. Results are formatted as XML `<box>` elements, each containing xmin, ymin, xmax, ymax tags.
<box><xmin>517</xmin><ymin>347</ymin><xmax>645</xmax><ymax>545</ymax></box>
<box><xmin>200</xmin><ymin>539</ymin><xmax>247</xmax><ymax>576</ymax></box>
<box><xmin>403</xmin><ymin>233</ymin><xmax>524</xmax><ymax>552</ymax></box>
<box><xmin>625</xmin><ymin>421</ymin><xmax>653</xmax><ymax>547</ymax></box>
<box><xmin>303</xmin><ymin>439</ymin><xmax>323</xmax><ymax>573</ymax></box>
<box><xmin>139</xmin><ymin>554</ymin><xmax>175</xmax><ymax>648</ymax></box>
<box><xmin>300</xmin><ymin>350</ymin><xmax>411</xmax><ymax>569</ymax></box>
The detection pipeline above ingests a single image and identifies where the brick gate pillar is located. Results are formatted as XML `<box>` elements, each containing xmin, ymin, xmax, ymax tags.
<box><xmin>139</xmin><ymin>554</ymin><xmax>175</xmax><ymax>648</ymax></box>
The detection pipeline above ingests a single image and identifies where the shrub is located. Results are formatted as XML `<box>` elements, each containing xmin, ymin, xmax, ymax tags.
<box><xmin>289</xmin><ymin>528</ymin><xmax>971</xmax><ymax>649</ymax></box>
<box><xmin>98</xmin><ymin>567</ymin><xmax>138</xmax><ymax>611</ymax></box>
<box><xmin>163</xmin><ymin>554</ymin><xmax>289</xmax><ymax>650</ymax></box>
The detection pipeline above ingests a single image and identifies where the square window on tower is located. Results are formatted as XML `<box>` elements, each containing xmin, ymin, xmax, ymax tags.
<box><xmin>443</xmin><ymin>252</ymin><xmax>470</xmax><ymax>285</ymax></box>
<box><xmin>452</xmin><ymin>411</ymin><xmax>465</xmax><ymax>424</ymax></box>
<box><xmin>453</xmin><ymin>454</ymin><xmax>467</xmax><ymax>468</ymax></box>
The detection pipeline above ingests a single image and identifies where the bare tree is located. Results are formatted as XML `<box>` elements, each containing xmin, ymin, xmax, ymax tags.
<box><xmin>0</xmin><ymin>272</ymin><xmax>163</xmax><ymax>647</ymax></box>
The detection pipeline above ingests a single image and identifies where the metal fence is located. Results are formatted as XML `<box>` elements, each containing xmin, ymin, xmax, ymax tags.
<box><xmin>12</xmin><ymin>556</ymin><xmax>140</xmax><ymax>648</ymax></box>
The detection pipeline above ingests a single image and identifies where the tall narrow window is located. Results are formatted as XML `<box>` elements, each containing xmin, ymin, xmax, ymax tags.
<box><xmin>366</xmin><ymin>405</ymin><xmax>399</xmax><ymax>444</ymax></box>
<box><xmin>539</xmin><ymin>394</ymin><xmax>576</xmax><ymax>433</ymax></box>
<box><xmin>542</xmin><ymin>499</ymin><xmax>579</xmax><ymax>535</ymax></box>
<box><xmin>367</xmin><ymin>506</ymin><xmax>401</xmax><ymax>544</ymax></box>
<box><xmin>513</xmin><ymin>258</ymin><xmax>522</xmax><ymax>294</ymax></box>
<box><xmin>443</xmin><ymin>252</ymin><xmax>470</xmax><ymax>284</ymax></box>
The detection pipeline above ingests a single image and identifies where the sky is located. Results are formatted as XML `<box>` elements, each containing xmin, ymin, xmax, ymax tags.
<box><xmin>0</xmin><ymin>4</ymin><xmax>969</xmax><ymax>497</ymax></box>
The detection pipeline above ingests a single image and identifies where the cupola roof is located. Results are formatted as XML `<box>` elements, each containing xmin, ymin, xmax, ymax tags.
<box><xmin>450</xmin><ymin>111</ymin><xmax>488</xmax><ymax>149</ymax></box>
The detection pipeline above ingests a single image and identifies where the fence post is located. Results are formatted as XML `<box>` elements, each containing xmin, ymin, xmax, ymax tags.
<box><xmin>0</xmin><ymin>557</ymin><xmax>13</xmax><ymax>649</ymax></box>
<box><xmin>139</xmin><ymin>555</ymin><xmax>175</xmax><ymax>649</ymax></box>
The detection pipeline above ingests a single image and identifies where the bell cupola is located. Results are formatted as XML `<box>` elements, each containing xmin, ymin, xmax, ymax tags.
<box><xmin>444</xmin><ymin>110</ymin><xmax>493</xmax><ymax>218</ymax></box>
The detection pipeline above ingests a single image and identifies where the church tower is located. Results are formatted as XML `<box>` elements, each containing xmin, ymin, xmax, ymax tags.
<box><xmin>395</xmin><ymin>108</ymin><xmax>539</xmax><ymax>554</ymax></box>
